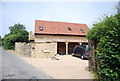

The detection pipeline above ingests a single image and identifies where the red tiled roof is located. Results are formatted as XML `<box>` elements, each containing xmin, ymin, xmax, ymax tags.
<box><xmin>35</xmin><ymin>20</ymin><xmax>89</xmax><ymax>36</ymax></box>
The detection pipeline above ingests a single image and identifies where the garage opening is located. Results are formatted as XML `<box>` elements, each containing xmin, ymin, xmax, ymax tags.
<box><xmin>68</xmin><ymin>42</ymin><xmax>79</xmax><ymax>54</ymax></box>
<box><xmin>81</xmin><ymin>42</ymin><xmax>88</xmax><ymax>45</ymax></box>
<box><xmin>57</xmin><ymin>42</ymin><xmax>66</xmax><ymax>55</ymax></box>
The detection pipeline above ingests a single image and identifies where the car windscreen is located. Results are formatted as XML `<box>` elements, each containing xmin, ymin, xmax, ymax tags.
<box><xmin>73</xmin><ymin>45</ymin><xmax>85</xmax><ymax>54</ymax></box>
<box><xmin>80</xmin><ymin>45</ymin><xmax>88</xmax><ymax>51</ymax></box>
<box><xmin>85</xmin><ymin>45</ymin><xmax>89</xmax><ymax>52</ymax></box>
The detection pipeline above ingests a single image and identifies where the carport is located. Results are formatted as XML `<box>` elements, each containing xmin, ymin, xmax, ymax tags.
<box><xmin>57</xmin><ymin>42</ymin><xmax>66</xmax><ymax>55</ymax></box>
<box><xmin>57</xmin><ymin>42</ymin><xmax>80</xmax><ymax>55</ymax></box>
<box><xmin>68</xmin><ymin>42</ymin><xmax>79</xmax><ymax>54</ymax></box>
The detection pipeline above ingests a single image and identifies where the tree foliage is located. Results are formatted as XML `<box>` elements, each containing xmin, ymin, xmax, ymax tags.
<box><xmin>0</xmin><ymin>35</ymin><xmax>1</xmax><ymax>41</ymax></box>
<box><xmin>87</xmin><ymin>14</ymin><xmax>120</xmax><ymax>80</ymax></box>
<box><xmin>0</xmin><ymin>35</ymin><xmax>2</xmax><ymax>46</ymax></box>
<box><xmin>9</xmin><ymin>23</ymin><xmax>26</xmax><ymax>34</ymax></box>
<box><xmin>117</xmin><ymin>1</ymin><xmax>120</xmax><ymax>14</ymax></box>
<box><xmin>3</xmin><ymin>23</ymin><xmax>29</xmax><ymax>50</ymax></box>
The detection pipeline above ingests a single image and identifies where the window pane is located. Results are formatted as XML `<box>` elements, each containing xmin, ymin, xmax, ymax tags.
<box><xmin>67</xmin><ymin>27</ymin><xmax>72</xmax><ymax>31</ymax></box>
<box><xmin>80</xmin><ymin>29</ymin><xmax>85</xmax><ymax>33</ymax></box>
<box><xmin>39</xmin><ymin>27</ymin><xmax>43</xmax><ymax>31</ymax></box>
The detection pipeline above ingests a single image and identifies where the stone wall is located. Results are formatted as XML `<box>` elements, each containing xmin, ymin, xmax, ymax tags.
<box><xmin>15</xmin><ymin>42</ymin><xmax>57</xmax><ymax>58</ymax></box>
<box><xmin>33</xmin><ymin>42</ymin><xmax>57</xmax><ymax>58</ymax></box>
<box><xmin>35</xmin><ymin>35</ymin><xmax>88</xmax><ymax>43</ymax></box>
<box><xmin>15</xmin><ymin>42</ymin><xmax>32</xmax><ymax>57</ymax></box>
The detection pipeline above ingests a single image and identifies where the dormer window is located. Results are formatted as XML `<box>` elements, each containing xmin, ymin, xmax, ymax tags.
<box><xmin>67</xmin><ymin>27</ymin><xmax>72</xmax><ymax>31</ymax></box>
<box><xmin>39</xmin><ymin>26</ymin><xmax>43</xmax><ymax>31</ymax></box>
<box><xmin>80</xmin><ymin>29</ymin><xmax>85</xmax><ymax>33</ymax></box>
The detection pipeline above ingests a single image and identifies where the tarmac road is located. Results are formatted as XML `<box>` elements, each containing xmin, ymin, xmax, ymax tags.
<box><xmin>0</xmin><ymin>47</ymin><xmax>52</xmax><ymax>79</ymax></box>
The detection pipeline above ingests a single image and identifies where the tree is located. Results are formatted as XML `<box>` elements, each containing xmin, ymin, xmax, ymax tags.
<box><xmin>9</xmin><ymin>23</ymin><xmax>26</xmax><ymax>34</ymax></box>
<box><xmin>3</xmin><ymin>23</ymin><xmax>29</xmax><ymax>50</ymax></box>
<box><xmin>0</xmin><ymin>35</ymin><xmax>1</xmax><ymax>41</ymax></box>
<box><xmin>0</xmin><ymin>35</ymin><xmax>2</xmax><ymax>46</ymax></box>
<box><xmin>117</xmin><ymin>1</ymin><xmax>120</xmax><ymax>13</ymax></box>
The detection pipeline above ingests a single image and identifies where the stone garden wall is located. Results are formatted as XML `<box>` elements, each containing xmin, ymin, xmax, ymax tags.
<box><xmin>15</xmin><ymin>42</ymin><xmax>57</xmax><ymax>58</ymax></box>
<box><xmin>15</xmin><ymin>42</ymin><xmax>32</xmax><ymax>57</ymax></box>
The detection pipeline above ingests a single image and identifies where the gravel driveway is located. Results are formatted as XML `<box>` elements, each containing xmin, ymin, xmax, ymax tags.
<box><xmin>21</xmin><ymin>55</ymin><xmax>94</xmax><ymax>79</ymax></box>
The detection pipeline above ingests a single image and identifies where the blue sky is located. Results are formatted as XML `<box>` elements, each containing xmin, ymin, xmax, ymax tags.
<box><xmin>0</xmin><ymin>2</ymin><xmax>118</xmax><ymax>38</ymax></box>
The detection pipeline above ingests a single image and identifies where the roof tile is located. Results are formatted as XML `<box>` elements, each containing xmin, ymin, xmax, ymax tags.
<box><xmin>35</xmin><ymin>20</ymin><xmax>89</xmax><ymax>36</ymax></box>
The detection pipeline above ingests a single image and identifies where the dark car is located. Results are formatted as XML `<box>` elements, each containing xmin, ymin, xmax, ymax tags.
<box><xmin>72</xmin><ymin>45</ymin><xmax>89</xmax><ymax>60</ymax></box>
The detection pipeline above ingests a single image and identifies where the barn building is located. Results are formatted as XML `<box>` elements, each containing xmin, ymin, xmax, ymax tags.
<box><xmin>29</xmin><ymin>20</ymin><xmax>89</xmax><ymax>58</ymax></box>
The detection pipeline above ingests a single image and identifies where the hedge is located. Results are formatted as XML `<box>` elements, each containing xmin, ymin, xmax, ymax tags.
<box><xmin>87</xmin><ymin>14</ymin><xmax>120</xmax><ymax>80</ymax></box>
